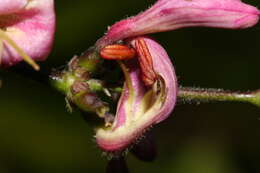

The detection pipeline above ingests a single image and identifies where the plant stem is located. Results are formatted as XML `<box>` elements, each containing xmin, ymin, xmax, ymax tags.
<box><xmin>6</xmin><ymin>64</ymin><xmax>260</xmax><ymax>109</ymax></box>
<box><xmin>178</xmin><ymin>87</ymin><xmax>260</xmax><ymax>107</ymax></box>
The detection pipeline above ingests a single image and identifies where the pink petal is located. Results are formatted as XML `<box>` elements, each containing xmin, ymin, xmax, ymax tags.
<box><xmin>96</xmin><ymin>0</ymin><xmax>259</xmax><ymax>47</ymax></box>
<box><xmin>0</xmin><ymin>0</ymin><xmax>27</xmax><ymax>15</ymax></box>
<box><xmin>96</xmin><ymin>37</ymin><xmax>178</xmax><ymax>152</ymax></box>
<box><xmin>0</xmin><ymin>0</ymin><xmax>55</xmax><ymax>67</ymax></box>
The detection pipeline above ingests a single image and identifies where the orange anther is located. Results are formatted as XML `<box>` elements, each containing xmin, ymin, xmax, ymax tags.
<box><xmin>135</xmin><ymin>38</ymin><xmax>157</xmax><ymax>87</ymax></box>
<box><xmin>100</xmin><ymin>44</ymin><xmax>136</xmax><ymax>60</ymax></box>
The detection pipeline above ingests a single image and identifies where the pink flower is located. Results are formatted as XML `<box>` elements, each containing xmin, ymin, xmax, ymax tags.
<box><xmin>94</xmin><ymin>0</ymin><xmax>259</xmax><ymax>152</ymax></box>
<box><xmin>0</xmin><ymin>0</ymin><xmax>55</xmax><ymax>70</ymax></box>
<box><xmin>96</xmin><ymin>0</ymin><xmax>259</xmax><ymax>47</ymax></box>
<box><xmin>96</xmin><ymin>37</ymin><xmax>178</xmax><ymax>152</ymax></box>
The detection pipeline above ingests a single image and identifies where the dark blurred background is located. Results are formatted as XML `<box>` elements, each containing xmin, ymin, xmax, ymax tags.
<box><xmin>0</xmin><ymin>0</ymin><xmax>260</xmax><ymax>172</ymax></box>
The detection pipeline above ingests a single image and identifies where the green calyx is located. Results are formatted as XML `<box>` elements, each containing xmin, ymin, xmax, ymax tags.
<box><xmin>50</xmin><ymin>49</ymin><xmax>122</xmax><ymax>126</ymax></box>
<box><xmin>77</xmin><ymin>49</ymin><xmax>103</xmax><ymax>72</ymax></box>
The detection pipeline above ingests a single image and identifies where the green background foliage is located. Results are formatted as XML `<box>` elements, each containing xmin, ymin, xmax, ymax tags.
<box><xmin>0</xmin><ymin>0</ymin><xmax>259</xmax><ymax>172</ymax></box>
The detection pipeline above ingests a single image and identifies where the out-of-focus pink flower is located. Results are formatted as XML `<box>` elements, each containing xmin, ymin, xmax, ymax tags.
<box><xmin>96</xmin><ymin>37</ymin><xmax>178</xmax><ymax>152</ymax></box>
<box><xmin>0</xmin><ymin>0</ymin><xmax>55</xmax><ymax>70</ymax></box>
<box><xmin>97</xmin><ymin>0</ymin><xmax>259</xmax><ymax>47</ymax></box>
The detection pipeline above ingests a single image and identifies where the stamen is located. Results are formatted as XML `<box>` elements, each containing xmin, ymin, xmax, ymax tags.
<box><xmin>135</xmin><ymin>38</ymin><xmax>157</xmax><ymax>87</ymax></box>
<box><xmin>100</xmin><ymin>44</ymin><xmax>136</xmax><ymax>60</ymax></box>
<box><xmin>0</xmin><ymin>29</ymin><xmax>40</xmax><ymax>70</ymax></box>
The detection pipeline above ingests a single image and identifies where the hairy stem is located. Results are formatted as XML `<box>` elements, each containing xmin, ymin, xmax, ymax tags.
<box><xmin>178</xmin><ymin>87</ymin><xmax>260</xmax><ymax>107</ymax></box>
<box><xmin>7</xmin><ymin>62</ymin><xmax>260</xmax><ymax>109</ymax></box>
<box><xmin>11</xmin><ymin>64</ymin><xmax>260</xmax><ymax>109</ymax></box>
